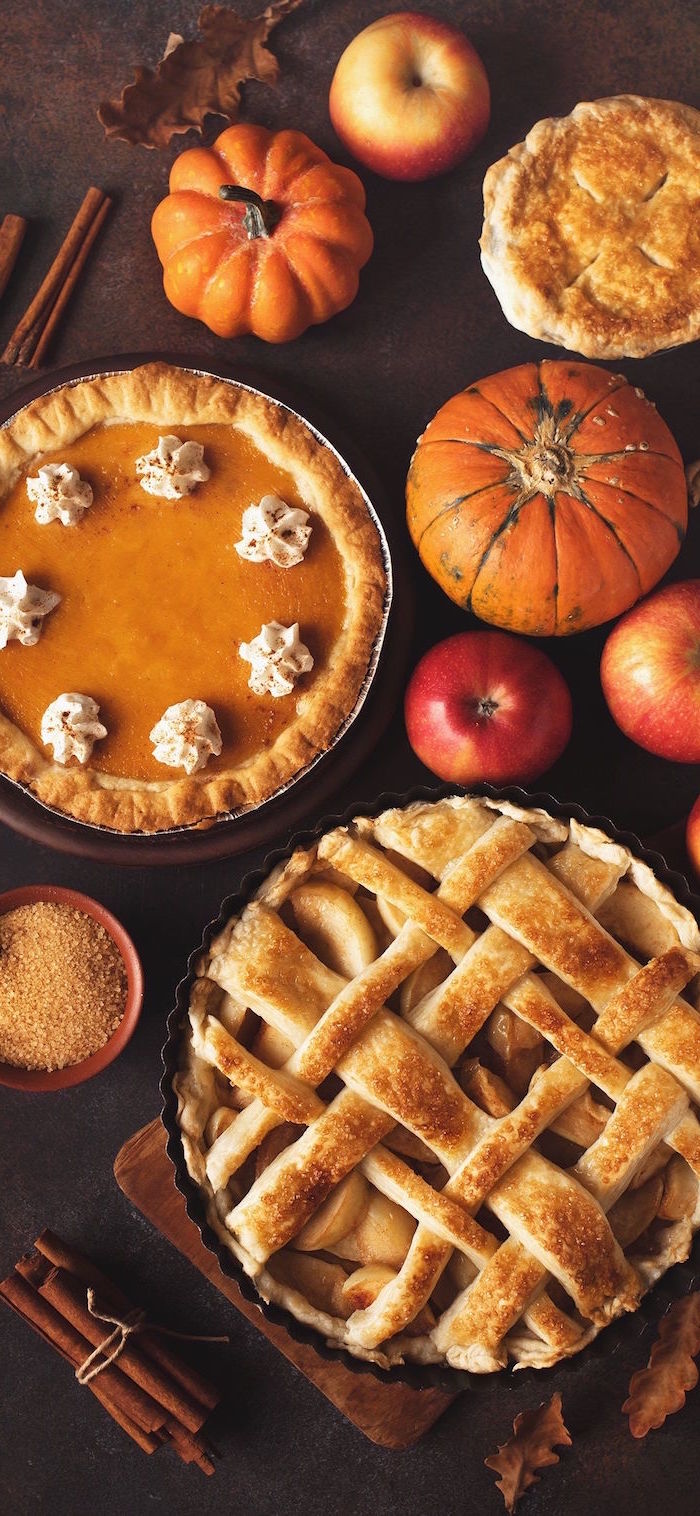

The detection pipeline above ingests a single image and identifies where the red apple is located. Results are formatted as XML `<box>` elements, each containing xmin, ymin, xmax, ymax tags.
<box><xmin>404</xmin><ymin>630</ymin><xmax>572</xmax><ymax>785</ymax></box>
<box><xmin>329</xmin><ymin>12</ymin><xmax>490</xmax><ymax>182</ymax></box>
<box><xmin>686</xmin><ymin>795</ymin><xmax>700</xmax><ymax>876</ymax></box>
<box><xmin>601</xmin><ymin>580</ymin><xmax>700</xmax><ymax>762</ymax></box>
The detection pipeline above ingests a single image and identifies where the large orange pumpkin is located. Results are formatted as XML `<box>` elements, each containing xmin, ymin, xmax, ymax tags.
<box><xmin>406</xmin><ymin>361</ymin><xmax>687</xmax><ymax>636</ymax></box>
<box><xmin>151</xmin><ymin>124</ymin><xmax>373</xmax><ymax>343</ymax></box>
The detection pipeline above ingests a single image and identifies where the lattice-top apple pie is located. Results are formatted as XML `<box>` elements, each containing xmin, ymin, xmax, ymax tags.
<box><xmin>174</xmin><ymin>795</ymin><xmax>700</xmax><ymax>1372</ymax></box>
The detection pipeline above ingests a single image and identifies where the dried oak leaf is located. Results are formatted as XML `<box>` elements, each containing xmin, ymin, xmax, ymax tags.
<box><xmin>485</xmin><ymin>1392</ymin><xmax>572</xmax><ymax>1514</ymax></box>
<box><xmin>623</xmin><ymin>1292</ymin><xmax>700</xmax><ymax>1437</ymax></box>
<box><xmin>98</xmin><ymin>1</ymin><xmax>303</xmax><ymax>149</ymax></box>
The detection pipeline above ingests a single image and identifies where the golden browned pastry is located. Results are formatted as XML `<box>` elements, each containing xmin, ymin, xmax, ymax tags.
<box><xmin>481</xmin><ymin>96</ymin><xmax>700</xmax><ymax>358</ymax></box>
<box><xmin>174</xmin><ymin>794</ymin><xmax>700</xmax><ymax>1372</ymax></box>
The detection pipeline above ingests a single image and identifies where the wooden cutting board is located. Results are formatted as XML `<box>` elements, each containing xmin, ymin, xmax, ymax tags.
<box><xmin>114</xmin><ymin>1120</ymin><xmax>456</xmax><ymax>1449</ymax></box>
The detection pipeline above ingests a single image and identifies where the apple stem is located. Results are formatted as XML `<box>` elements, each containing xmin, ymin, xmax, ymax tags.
<box><xmin>475</xmin><ymin>696</ymin><xmax>499</xmax><ymax>719</ymax></box>
<box><xmin>218</xmin><ymin>185</ymin><xmax>281</xmax><ymax>239</ymax></box>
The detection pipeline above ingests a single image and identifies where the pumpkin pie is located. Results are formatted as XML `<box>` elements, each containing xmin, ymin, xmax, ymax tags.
<box><xmin>0</xmin><ymin>363</ymin><xmax>388</xmax><ymax>832</ymax></box>
<box><xmin>481</xmin><ymin>96</ymin><xmax>700</xmax><ymax>359</ymax></box>
<box><xmin>173</xmin><ymin>793</ymin><xmax>700</xmax><ymax>1372</ymax></box>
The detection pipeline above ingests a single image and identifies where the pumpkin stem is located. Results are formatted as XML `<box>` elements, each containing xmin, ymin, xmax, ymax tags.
<box><xmin>218</xmin><ymin>184</ymin><xmax>281</xmax><ymax>240</ymax></box>
<box><xmin>515</xmin><ymin>437</ymin><xmax>575</xmax><ymax>497</ymax></box>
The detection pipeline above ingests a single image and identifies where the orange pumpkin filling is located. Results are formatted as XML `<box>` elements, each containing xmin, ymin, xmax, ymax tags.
<box><xmin>0</xmin><ymin>422</ymin><xmax>347</xmax><ymax>780</ymax></box>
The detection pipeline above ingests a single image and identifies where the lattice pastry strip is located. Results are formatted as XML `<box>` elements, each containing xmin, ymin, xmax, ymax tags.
<box><xmin>197</xmin><ymin>969</ymin><xmax>594</xmax><ymax>1357</ymax></box>
<box><xmin>206</xmin><ymin>819</ymin><xmax>633</xmax><ymax>1343</ymax></box>
<box><xmin>202</xmin><ymin>812</ymin><xmax>532</xmax><ymax>1189</ymax></box>
<box><xmin>202</xmin><ymin>1016</ymin><xmax>495</xmax><ymax>1262</ymax></box>
<box><xmin>341</xmin><ymin>819</ymin><xmax>700</xmax><ymax>1359</ymax></box>
<box><xmin>431</xmin><ymin>1059</ymin><xmax>691</xmax><ymax>1361</ymax></box>
<box><xmin>216</xmin><ymin>898</ymin><xmax>632</xmax><ymax>1330</ymax></box>
<box><xmin>200</xmin><ymin>1005</ymin><xmax>592</xmax><ymax>1360</ymax></box>
<box><xmin>210</xmin><ymin>824</ymin><xmax>690</xmax><ymax>1358</ymax></box>
<box><xmin>190</xmin><ymin>855</ymin><xmax>618</xmax><ymax>1364</ymax></box>
<box><xmin>348</xmin><ymin>959</ymin><xmax>699</xmax><ymax>1361</ymax></box>
<box><xmin>176</xmin><ymin>796</ymin><xmax>700</xmax><ymax>1372</ymax></box>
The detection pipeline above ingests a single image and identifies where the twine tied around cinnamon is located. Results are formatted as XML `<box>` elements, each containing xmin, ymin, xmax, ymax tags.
<box><xmin>75</xmin><ymin>1287</ymin><xmax>229</xmax><ymax>1385</ymax></box>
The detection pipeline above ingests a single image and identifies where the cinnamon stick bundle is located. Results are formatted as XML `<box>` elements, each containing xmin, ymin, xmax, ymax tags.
<box><xmin>0</xmin><ymin>1270</ymin><xmax>160</xmax><ymax>1455</ymax></box>
<box><xmin>1</xmin><ymin>188</ymin><xmax>112</xmax><ymax>368</ymax></box>
<box><xmin>35</xmin><ymin>1230</ymin><xmax>218</xmax><ymax>1411</ymax></box>
<box><xmin>1</xmin><ymin>1232</ymin><xmax>222</xmax><ymax>1474</ymax></box>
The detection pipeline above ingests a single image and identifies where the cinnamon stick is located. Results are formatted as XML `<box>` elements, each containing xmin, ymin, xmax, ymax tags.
<box><xmin>38</xmin><ymin>1265</ymin><xmax>208</xmax><ymax>1434</ymax></box>
<box><xmin>28</xmin><ymin>196</ymin><xmax>111</xmax><ymax>368</ymax></box>
<box><xmin>1</xmin><ymin>187</ymin><xmax>110</xmax><ymax>366</ymax></box>
<box><xmin>36</xmin><ymin>1229</ymin><xmax>129</xmax><ymax>1299</ymax></box>
<box><xmin>0</xmin><ymin>214</ymin><xmax>27</xmax><ymax>300</ymax></box>
<box><xmin>166</xmin><ymin>1418</ymin><xmax>216</xmax><ymax>1475</ymax></box>
<box><xmin>35</xmin><ymin>1230</ymin><xmax>218</xmax><ymax>1412</ymax></box>
<box><xmin>0</xmin><ymin>1269</ymin><xmax>160</xmax><ymax>1454</ymax></box>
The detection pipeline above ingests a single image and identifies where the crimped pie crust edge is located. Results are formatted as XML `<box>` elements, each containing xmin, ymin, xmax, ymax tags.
<box><xmin>0</xmin><ymin>363</ymin><xmax>387</xmax><ymax>833</ymax></box>
<box><xmin>480</xmin><ymin>95</ymin><xmax>700</xmax><ymax>359</ymax></box>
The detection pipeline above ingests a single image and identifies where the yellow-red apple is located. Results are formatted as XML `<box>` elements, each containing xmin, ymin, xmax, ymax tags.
<box><xmin>686</xmin><ymin>795</ymin><xmax>700</xmax><ymax>877</ymax></box>
<box><xmin>404</xmin><ymin>630</ymin><xmax>572</xmax><ymax>785</ymax></box>
<box><xmin>601</xmin><ymin>581</ymin><xmax>700</xmax><ymax>762</ymax></box>
<box><xmin>329</xmin><ymin>12</ymin><xmax>490</xmax><ymax>182</ymax></box>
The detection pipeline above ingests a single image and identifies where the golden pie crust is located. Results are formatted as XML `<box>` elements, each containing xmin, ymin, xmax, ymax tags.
<box><xmin>481</xmin><ymin>96</ymin><xmax>700</xmax><ymax>359</ymax></box>
<box><xmin>174</xmin><ymin>795</ymin><xmax>700</xmax><ymax>1372</ymax></box>
<box><xmin>0</xmin><ymin>363</ymin><xmax>387</xmax><ymax>832</ymax></box>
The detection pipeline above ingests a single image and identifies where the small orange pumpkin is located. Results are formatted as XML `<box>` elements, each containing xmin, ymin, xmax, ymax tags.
<box><xmin>151</xmin><ymin>123</ymin><xmax>373</xmax><ymax>343</ymax></box>
<box><xmin>406</xmin><ymin>361</ymin><xmax>687</xmax><ymax>636</ymax></box>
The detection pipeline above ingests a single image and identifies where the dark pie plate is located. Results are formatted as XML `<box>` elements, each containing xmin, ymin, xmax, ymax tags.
<box><xmin>160</xmin><ymin>782</ymin><xmax>700</xmax><ymax>1393</ymax></box>
<box><xmin>0</xmin><ymin>353</ymin><xmax>410</xmax><ymax>866</ymax></box>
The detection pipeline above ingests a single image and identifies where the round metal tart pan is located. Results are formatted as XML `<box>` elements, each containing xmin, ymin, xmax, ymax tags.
<box><xmin>0</xmin><ymin>353</ymin><xmax>409</xmax><ymax>866</ymax></box>
<box><xmin>160</xmin><ymin>782</ymin><xmax>700</xmax><ymax>1393</ymax></box>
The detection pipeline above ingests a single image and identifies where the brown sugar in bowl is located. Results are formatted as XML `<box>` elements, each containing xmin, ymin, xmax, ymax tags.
<box><xmin>0</xmin><ymin>885</ymin><xmax>144</xmax><ymax>1091</ymax></box>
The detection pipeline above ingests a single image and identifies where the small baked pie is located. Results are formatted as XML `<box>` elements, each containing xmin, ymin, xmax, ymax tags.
<box><xmin>174</xmin><ymin>794</ymin><xmax>700</xmax><ymax>1372</ymax></box>
<box><xmin>481</xmin><ymin>96</ymin><xmax>700</xmax><ymax>359</ymax></box>
<box><xmin>0</xmin><ymin>364</ymin><xmax>387</xmax><ymax>832</ymax></box>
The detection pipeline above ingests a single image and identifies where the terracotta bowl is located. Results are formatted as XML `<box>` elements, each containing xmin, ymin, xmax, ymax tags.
<box><xmin>0</xmin><ymin>884</ymin><xmax>144</xmax><ymax>1092</ymax></box>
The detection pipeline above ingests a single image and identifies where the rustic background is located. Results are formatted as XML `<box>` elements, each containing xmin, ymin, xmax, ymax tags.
<box><xmin>0</xmin><ymin>2</ymin><xmax>698</xmax><ymax>1513</ymax></box>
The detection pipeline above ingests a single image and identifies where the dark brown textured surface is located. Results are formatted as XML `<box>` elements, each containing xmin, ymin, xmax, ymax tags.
<box><xmin>0</xmin><ymin>3</ymin><xmax>699</xmax><ymax>1514</ymax></box>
